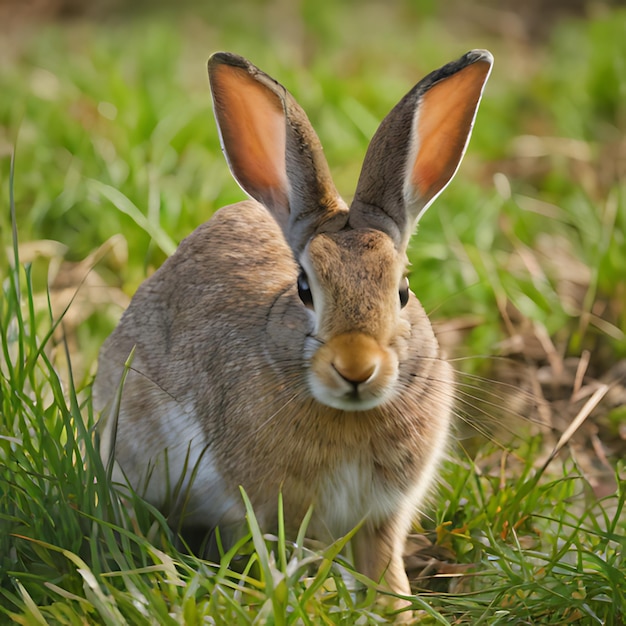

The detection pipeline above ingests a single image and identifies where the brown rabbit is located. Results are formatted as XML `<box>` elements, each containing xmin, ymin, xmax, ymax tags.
<box><xmin>94</xmin><ymin>50</ymin><xmax>492</xmax><ymax>605</ymax></box>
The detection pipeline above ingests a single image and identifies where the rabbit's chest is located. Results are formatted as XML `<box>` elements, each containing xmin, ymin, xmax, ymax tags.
<box><xmin>314</xmin><ymin>460</ymin><xmax>405</xmax><ymax>538</ymax></box>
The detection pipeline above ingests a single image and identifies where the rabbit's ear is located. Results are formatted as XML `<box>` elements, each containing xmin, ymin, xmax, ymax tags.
<box><xmin>208</xmin><ymin>53</ymin><xmax>348</xmax><ymax>255</ymax></box>
<box><xmin>350</xmin><ymin>50</ymin><xmax>493</xmax><ymax>250</ymax></box>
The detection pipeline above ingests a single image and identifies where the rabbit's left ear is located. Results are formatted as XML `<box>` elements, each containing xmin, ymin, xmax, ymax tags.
<box><xmin>350</xmin><ymin>50</ymin><xmax>493</xmax><ymax>250</ymax></box>
<box><xmin>208</xmin><ymin>53</ymin><xmax>348</xmax><ymax>255</ymax></box>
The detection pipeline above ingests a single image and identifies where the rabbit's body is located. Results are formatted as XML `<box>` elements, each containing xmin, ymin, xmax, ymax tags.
<box><xmin>94</xmin><ymin>50</ymin><xmax>492</xmax><ymax>603</ymax></box>
<box><xmin>96</xmin><ymin>200</ymin><xmax>452</xmax><ymax>541</ymax></box>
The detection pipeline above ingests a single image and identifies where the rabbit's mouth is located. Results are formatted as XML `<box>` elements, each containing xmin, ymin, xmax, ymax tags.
<box><xmin>309</xmin><ymin>378</ymin><xmax>395</xmax><ymax>412</ymax></box>
<box><xmin>308</xmin><ymin>332</ymin><xmax>398</xmax><ymax>411</ymax></box>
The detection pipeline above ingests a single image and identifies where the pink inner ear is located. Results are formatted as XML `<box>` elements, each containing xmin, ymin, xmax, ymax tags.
<box><xmin>411</xmin><ymin>60</ymin><xmax>491</xmax><ymax>203</ymax></box>
<box><xmin>211</xmin><ymin>63</ymin><xmax>289</xmax><ymax>208</ymax></box>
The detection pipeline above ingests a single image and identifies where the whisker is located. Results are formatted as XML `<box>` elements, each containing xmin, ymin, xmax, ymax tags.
<box><xmin>402</xmin><ymin>366</ymin><xmax>545</xmax><ymax>447</ymax></box>
<box><xmin>306</xmin><ymin>333</ymin><xmax>325</xmax><ymax>346</ymax></box>
<box><xmin>453</xmin><ymin>387</ymin><xmax>548</xmax><ymax>430</ymax></box>
<box><xmin>453</xmin><ymin>377</ymin><xmax>535</xmax><ymax>402</ymax></box>
<box><xmin>453</xmin><ymin>369</ymin><xmax>534</xmax><ymax>392</ymax></box>
<box><xmin>247</xmin><ymin>389</ymin><xmax>304</xmax><ymax>439</ymax></box>
<box><xmin>451</xmin><ymin>400</ymin><xmax>531</xmax><ymax>443</ymax></box>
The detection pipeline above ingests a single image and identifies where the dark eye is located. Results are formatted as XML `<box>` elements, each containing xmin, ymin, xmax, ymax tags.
<box><xmin>297</xmin><ymin>270</ymin><xmax>314</xmax><ymax>308</ymax></box>
<box><xmin>399</xmin><ymin>277</ymin><xmax>410</xmax><ymax>308</ymax></box>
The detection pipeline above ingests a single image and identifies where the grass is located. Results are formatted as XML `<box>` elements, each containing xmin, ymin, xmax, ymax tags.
<box><xmin>1</xmin><ymin>2</ymin><xmax>625</xmax><ymax>623</ymax></box>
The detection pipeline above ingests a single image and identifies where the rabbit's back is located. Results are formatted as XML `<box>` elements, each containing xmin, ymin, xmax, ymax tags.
<box><xmin>94</xmin><ymin>200</ymin><xmax>305</xmax><ymax>528</ymax></box>
<box><xmin>96</xmin><ymin>200</ymin><xmax>299</xmax><ymax>391</ymax></box>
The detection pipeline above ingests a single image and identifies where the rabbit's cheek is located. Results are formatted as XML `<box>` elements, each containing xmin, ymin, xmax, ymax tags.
<box><xmin>389</xmin><ymin>316</ymin><xmax>412</xmax><ymax>363</ymax></box>
<box><xmin>264</xmin><ymin>284</ymin><xmax>313</xmax><ymax>364</ymax></box>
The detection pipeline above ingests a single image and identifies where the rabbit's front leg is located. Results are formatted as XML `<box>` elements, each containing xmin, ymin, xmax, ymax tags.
<box><xmin>353</xmin><ymin>514</ymin><xmax>412</xmax><ymax>600</ymax></box>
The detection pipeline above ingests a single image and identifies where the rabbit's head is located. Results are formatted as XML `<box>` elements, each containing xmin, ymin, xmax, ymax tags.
<box><xmin>208</xmin><ymin>51</ymin><xmax>493</xmax><ymax>413</ymax></box>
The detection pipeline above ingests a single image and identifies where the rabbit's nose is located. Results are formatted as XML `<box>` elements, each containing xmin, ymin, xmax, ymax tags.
<box><xmin>332</xmin><ymin>355</ymin><xmax>377</xmax><ymax>387</ymax></box>
<box><xmin>327</xmin><ymin>332</ymin><xmax>384</xmax><ymax>388</ymax></box>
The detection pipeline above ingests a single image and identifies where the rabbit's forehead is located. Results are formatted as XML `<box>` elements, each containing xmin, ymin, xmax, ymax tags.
<box><xmin>304</xmin><ymin>229</ymin><xmax>403</xmax><ymax>283</ymax></box>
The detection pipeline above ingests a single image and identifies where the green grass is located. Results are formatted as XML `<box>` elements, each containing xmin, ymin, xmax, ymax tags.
<box><xmin>1</xmin><ymin>2</ymin><xmax>625</xmax><ymax>623</ymax></box>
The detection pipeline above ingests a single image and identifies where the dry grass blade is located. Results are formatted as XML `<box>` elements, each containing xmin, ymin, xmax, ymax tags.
<box><xmin>543</xmin><ymin>383</ymin><xmax>611</xmax><ymax>468</ymax></box>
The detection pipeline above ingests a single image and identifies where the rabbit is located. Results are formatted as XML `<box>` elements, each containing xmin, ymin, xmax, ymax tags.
<box><xmin>93</xmin><ymin>49</ymin><xmax>493</xmax><ymax>606</ymax></box>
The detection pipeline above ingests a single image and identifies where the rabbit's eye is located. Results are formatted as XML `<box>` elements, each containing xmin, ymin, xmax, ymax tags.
<box><xmin>297</xmin><ymin>270</ymin><xmax>314</xmax><ymax>309</ymax></box>
<box><xmin>399</xmin><ymin>277</ymin><xmax>410</xmax><ymax>308</ymax></box>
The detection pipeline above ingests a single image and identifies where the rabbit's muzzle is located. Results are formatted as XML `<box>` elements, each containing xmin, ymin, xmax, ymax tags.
<box><xmin>308</xmin><ymin>331</ymin><xmax>399</xmax><ymax>410</ymax></box>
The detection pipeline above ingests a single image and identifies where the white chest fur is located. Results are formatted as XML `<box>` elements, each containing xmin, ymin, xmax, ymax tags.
<box><xmin>314</xmin><ymin>460</ymin><xmax>406</xmax><ymax>540</ymax></box>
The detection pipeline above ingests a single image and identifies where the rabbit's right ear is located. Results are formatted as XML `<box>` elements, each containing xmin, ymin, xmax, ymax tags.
<box><xmin>350</xmin><ymin>50</ymin><xmax>493</xmax><ymax>251</ymax></box>
<box><xmin>208</xmin><ymin>53</ymin><xmax>348</xmax><ymax>255</ymax></box>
